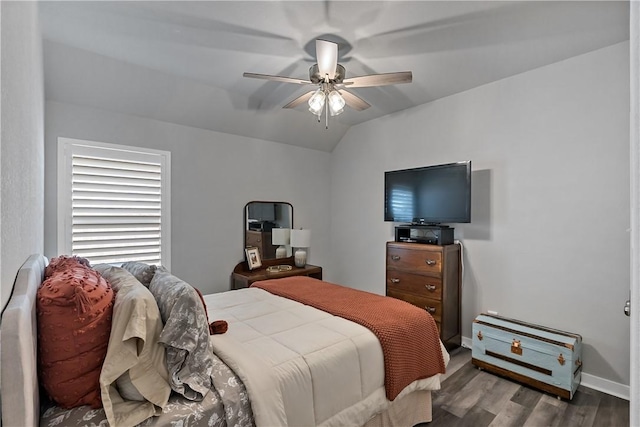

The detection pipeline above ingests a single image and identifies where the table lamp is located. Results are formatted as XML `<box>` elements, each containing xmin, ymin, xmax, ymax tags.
<box><xmin>290</xmin><ymin>228</ymin><xmax>310</xmax><ymax>267</ymax></box>
<box><xmin>272</xmin><ymin>228</ymin><xmax>290</xmax><ymax>259</ymax></box>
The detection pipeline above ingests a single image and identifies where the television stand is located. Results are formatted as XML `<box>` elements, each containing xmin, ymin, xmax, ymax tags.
<box><xmin>395</xmin><ymin>224</ymin><xmax>454</xmax><ymax>245</ymax></box>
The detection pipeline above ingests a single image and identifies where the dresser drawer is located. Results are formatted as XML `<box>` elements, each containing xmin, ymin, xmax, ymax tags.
<box><xmin>386</xmin><ymin>289</ymin><xmax>442</xmax><ymax>322</ymax></box>
<box><xmin>246</xmin><ymin>230</ymin><xmax>264</xmax><ymax>247</ymax></box>
<box><xmin>387</xmin><ymin>246</ymin><xmax>442</xmax><ymax>275</ymax></box>
<box><xmin>386</xmin><ymin>270</ymin><xmax>442</xmax><ymax>300</ymax></box>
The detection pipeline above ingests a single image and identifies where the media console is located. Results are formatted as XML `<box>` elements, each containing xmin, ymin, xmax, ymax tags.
<box><xmin>394</xmin><ymin>224</ymin><xmax>454</xmax><ymax>245</ymax></box>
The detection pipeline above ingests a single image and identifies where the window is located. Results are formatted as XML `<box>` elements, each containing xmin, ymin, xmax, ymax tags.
<box><xmin>58</xmin><ymin>138</ymin><xmax>171</xmax><ymax>267</ymax></box>
<box><xmin>390</xmin><ymin>186</ymin><xmax>415</xmax><ymax>221</ymax></box>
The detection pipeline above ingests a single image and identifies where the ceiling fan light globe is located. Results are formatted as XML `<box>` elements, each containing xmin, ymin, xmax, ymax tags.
<box><xmin>329</xmin><ymin>106</ymin><xmax>344</xmax><ymax>116</ymax></box>
<box><xmin>328</xmin><ymin>90</ymin><xmax>345</xmax><ymax>116</ymax></box>
<box><xmin>309</xmin><ymin>105</ymin><xmax>325</xmax><ymax>116</ymax></box>
<box><xmin>308</xmin><ymin>89</ymin><xmax>326</xmax><ymax>116</ymax></box>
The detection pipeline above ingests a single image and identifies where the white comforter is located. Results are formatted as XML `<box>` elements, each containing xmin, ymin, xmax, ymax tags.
<box><xmin>204</xmin><ymin>288</ymin><xmax>449</xmax><ymax>427</ymax></box>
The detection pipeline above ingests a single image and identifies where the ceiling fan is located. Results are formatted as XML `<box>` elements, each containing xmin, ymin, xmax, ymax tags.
<box><xmin>243</xmin><ymin>39</ymin><xmax>412</xmax><ymax>129</ymax></box>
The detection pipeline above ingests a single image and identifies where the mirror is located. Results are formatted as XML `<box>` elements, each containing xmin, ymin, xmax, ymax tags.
<box><xmin>244</xmin><ymin>201</ymin><xmax>293</xmax><ymax>261</ymax></box>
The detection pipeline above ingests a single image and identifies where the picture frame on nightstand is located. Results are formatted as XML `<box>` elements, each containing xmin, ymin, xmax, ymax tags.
<box><xmin>245</xmin><ymin>246</ymin><xmax>262</xmax><ymax>270</ymax></box>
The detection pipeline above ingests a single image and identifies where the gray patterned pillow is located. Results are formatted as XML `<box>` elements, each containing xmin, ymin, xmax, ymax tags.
<box><xmin>149</xmin><ymin>269</ymin><xmax>214</xmax><ymax>401</ymax></box>
<box><xmin>120</xmin><ymin>261</ymin><xmax>157</xmax><ymax>286</ymax></box>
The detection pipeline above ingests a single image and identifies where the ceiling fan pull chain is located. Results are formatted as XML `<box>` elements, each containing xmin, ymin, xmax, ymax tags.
<box><xmin>325</xmin><ymin>98</ymin><xmax>329</xmax><ymax>129</ymax></box>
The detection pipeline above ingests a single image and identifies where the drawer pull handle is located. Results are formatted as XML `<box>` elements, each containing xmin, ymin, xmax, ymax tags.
<box><xmin>390</xmin><ymin>278</ymin><xmax>400</xmax><ymax>284</ymax></box>
<box><xmin>424</xmin><ymin>306</ymin><xmax>436</xmax><ymax>314</ymax></box>
<box><xmin>425</xmin><ymin>259</ymin><xmax>436</xmax><ymax>266</ymax></box>
<box><xmin>575</xmin><ymin>359</ymin><xmax>582</xmax><ymax>368</ymax></box>
<box><xmin>477</xmin><ymin>331</ymin><xmax>483</xmax><ymax>341</ymax></box>
<box><xmin>425</xmin><ymin>284</ymin><xmax>436</xmax><ymax>291</ymax></box>
<box><xmin>558</xmin><ymin>354</ymin><xmax>565</xmax><ymax>366</ymax></box>
<box><xmin>391</xmin><ymin>255</ymin><xmax>401</xmax><ymax>261</ymax></box>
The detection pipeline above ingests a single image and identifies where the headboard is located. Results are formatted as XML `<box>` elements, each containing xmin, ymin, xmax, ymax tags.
<box><xmin>1</xmin><ymin>254</ymin><xmax>47</xmax><ymax>427</ymax></box>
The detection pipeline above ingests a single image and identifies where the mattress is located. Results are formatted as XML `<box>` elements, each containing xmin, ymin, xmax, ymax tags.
<box><xmin>203</xmin><ymin>287</ymin><xmax>449</xmax><ymax>427</ymax></box>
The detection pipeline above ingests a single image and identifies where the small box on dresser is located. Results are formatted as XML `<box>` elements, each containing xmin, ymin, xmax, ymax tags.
<box><xmin>385</xmin><ymin>241</ymin><xmax>461</xmax><ymax>350</ymax></box>
<box><xmin>472</xmin><ymin>313</ymin><xmax>582</xmax><ymax>400</ymax></box>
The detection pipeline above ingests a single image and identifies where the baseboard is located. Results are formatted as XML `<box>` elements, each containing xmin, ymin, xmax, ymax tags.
<box><xmin>461</xmin><ymin>336</ymin><xmax>473</xmax><ymax>350</ymax></box>
<box><xmin>460</xmin><ymin>335</ymin><xmax>629</xmax><ymax>401</ymax></box>
<box><xmin>581</xmin><ymin>373</ymin><xmax>630</xmax><ymax>401</ymax></box>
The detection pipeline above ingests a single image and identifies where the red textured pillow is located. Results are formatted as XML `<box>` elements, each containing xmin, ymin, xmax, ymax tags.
<box><xmin>37</xmin><ymin>263</ymin><xmax>114</xmax><ymax>409</ymax></box>
<box><xmin>44</xmin><ymin>255</ymin><xmax>91</xmax><ymax>278</ymax></box>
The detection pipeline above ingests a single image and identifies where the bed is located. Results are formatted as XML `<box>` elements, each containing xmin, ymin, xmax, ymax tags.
<box><xmin>1</xmin><ymin>254</ymin><xmax>449</xmax><ymax>427</ymax></box>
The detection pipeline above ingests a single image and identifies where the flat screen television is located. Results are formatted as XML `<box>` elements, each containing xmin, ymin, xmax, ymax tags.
<box><xmin>384</xmin><ymin>161</ymin><xmax>471</xmax><ymax>224</ymax></box>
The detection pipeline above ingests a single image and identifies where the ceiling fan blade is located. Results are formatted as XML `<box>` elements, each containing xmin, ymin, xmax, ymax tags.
<box><xmin>243</xmin><ymin>72</ymin><xmax>312</xmax><ymax>85</ymax></box>
<box><xmin>316</xmin><ymin>39</ymin><xmax>338</xmax><ymax>80</ymax></box>
<box><xmin>283</xmin><ymin>91</ymin><xmax>314</xmax><ymax>109</ymax></box>
<box><xmin>339</xmin><ymin>90</ymin><xmax>371</xmax><ymax>111</ymax></box>
<box><xmin>343</xmin><ymin>71</ymin><xmax>412</xmax><ymax>88</ymax></box>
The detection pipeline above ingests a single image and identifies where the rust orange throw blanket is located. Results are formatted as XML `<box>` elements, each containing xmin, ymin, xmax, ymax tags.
<box><xmin>251</xmin><ymin>276</ymin><xmax>446</xmax><ymax>401</ymax></box>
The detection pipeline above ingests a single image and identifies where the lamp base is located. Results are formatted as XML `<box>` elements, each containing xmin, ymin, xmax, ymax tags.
<box><xmin>294</xmin><ymin>249</ymin><xmax>307</xmax><ymax>267</ymax></box>
<box><xmin>276</xmin><ymin>245</ymin><xmax>287</xmax><ymax>259</ymax></box>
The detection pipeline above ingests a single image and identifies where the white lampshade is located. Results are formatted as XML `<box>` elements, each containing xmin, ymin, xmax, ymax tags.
<box><xmin>290</xmin><ymin>229</ymin><xmax>310</xmax><ymax>248</ymax></box>
<box><xmin>272</xmin><ymin>228</ymin><xmax>290</xmax><ymax>245</ymax></box>
<box><xmin>272</xmin><ymin>228</ymin><xmax>290</xmax><ymax>259</ymax></box>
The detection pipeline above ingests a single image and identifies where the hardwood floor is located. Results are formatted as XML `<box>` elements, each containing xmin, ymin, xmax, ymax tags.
<box><xmin>424</xmin><ymin>347</ymin><xmax>629</xmax><ymax>427</ymax></box>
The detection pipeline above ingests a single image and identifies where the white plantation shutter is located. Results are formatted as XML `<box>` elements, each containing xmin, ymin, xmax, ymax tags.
<box><xmin>58</xmin><ymin>138</ymin><xmax>171</xmax><ymax>267</ymax></box>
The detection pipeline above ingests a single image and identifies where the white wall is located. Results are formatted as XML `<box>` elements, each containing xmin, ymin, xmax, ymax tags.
<box><xmin>44</xmin><ymin>101</ymin><xmax>331</xmax><ymax>295</ymax></box>
<box><xmin>329</xmin><ymin>42</ymin><xmax>630</xmax><ymax>386</ymax></box>
<box><xmin>0</xmin><ymin>2</ymin><xmax>45</xmax><ymax>311</ymax></box>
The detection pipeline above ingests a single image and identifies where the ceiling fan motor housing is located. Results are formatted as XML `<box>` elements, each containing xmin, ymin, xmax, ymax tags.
<box><xmin>309</xmin><ymin>64</ymin><xmax>345</xmax><ymax>84</ymax></box>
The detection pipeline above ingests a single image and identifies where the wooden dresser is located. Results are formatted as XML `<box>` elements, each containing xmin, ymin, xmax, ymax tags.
<box><xmin>386</xmin><ymin>241</ymin><xmax>461</xmax><ymax>349</ymax></box>
<box><xmin>231</xmin><ymin>256</ymin><xmax>322</xmax><ymax>290</ymax></box>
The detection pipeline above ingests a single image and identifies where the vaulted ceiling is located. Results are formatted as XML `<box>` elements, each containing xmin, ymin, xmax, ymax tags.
<box><xmin>39</xmin><ymin>1</ymin><xmax>629</xmax><ymax>152</ymax></box>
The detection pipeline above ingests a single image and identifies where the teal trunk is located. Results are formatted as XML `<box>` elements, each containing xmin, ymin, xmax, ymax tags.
<box><xmin>471</xmin><ymin>313</ymin><xmax>582</xmax><ymax>400</ymax></box>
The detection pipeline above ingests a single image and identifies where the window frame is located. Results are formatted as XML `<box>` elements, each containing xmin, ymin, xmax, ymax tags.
<box><xmin>57</xmin><ymin>137</ymin><xmax>171</xmax><ymax>268</ymax></box>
